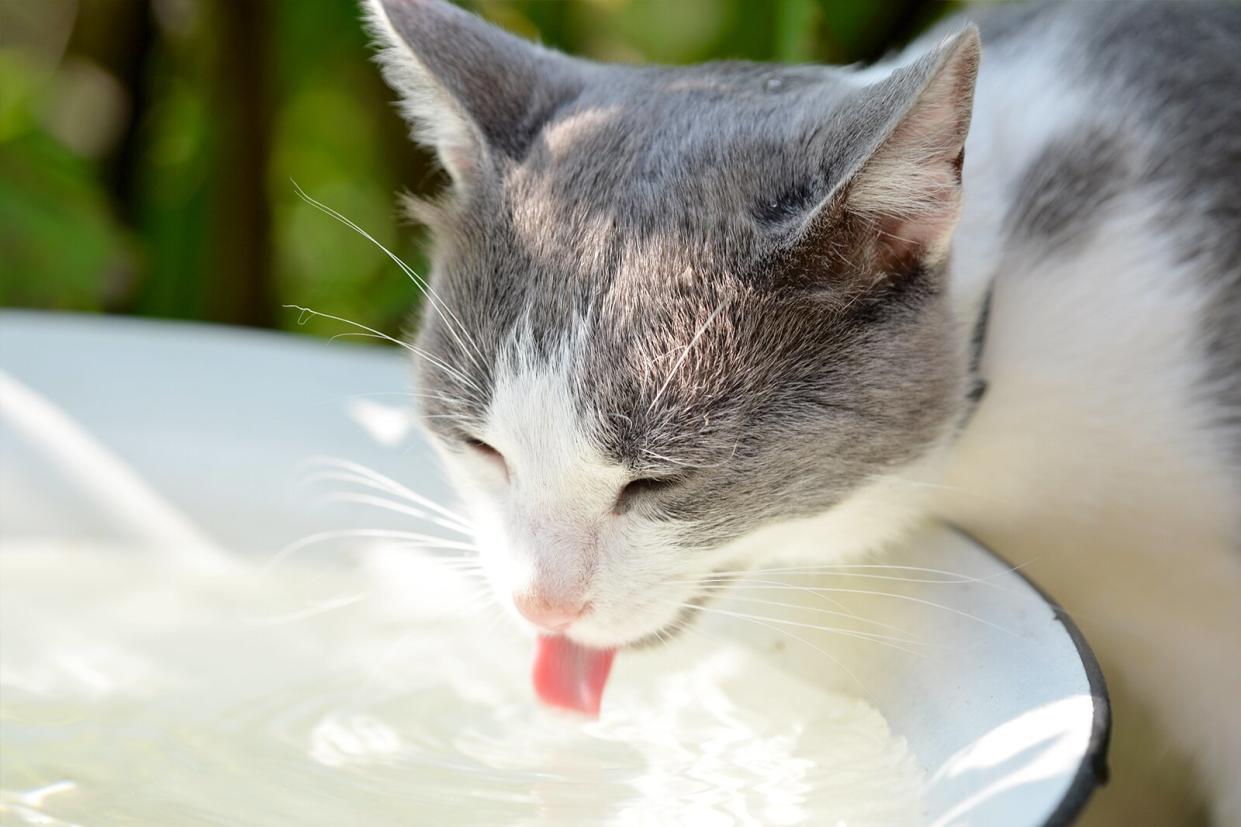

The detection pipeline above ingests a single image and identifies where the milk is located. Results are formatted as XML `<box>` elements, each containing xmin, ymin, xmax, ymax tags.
<box><xmin>0</xmin><ymin>541</ymin><xmax>925</xmax><ymax>826</ymax></box>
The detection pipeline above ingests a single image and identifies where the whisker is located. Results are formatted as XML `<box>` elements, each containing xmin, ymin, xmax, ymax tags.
<box><xmin>715</xmin><ymin>593</ymin><xmax>940</xmax><ymax>645</ymax></box>
<box><xmin>333</xmin><ymin>390</ymin><xmax>462</xmax><ymax>403</ymax></box>
<box><xmin>286</xmin><ymin>307</ymin><xmax>482</xmax><ymax>395</ymax></box>
<box><xmin>675</xmin><ymin>602</ymin><xmax>928</xmax><ymax>657</ymax></box>
<box><xmin>691</xmin><ymin>569</ymin><xmax>1007</xmax><ymax>588</ymax></box>
<box><xmin>378</xmin><ymin>550</ymin><xmax>486</xmax><ymax>571</ymax></box>
<box><xmin>311</xmin><ymin>490</ymin><xmax>473</xmax><ymax>537</ymax></box>
<box><xmin>290</xmin><ymin>181</ymin><xmax>487</xmax><ymax>374</ymax></box>
<box><xmin>716</xmin><ymin>575</ymin><xmax>873</xmax><ymax>624</ymax></box>
<box><xmin>302</xmin><ymin>458</ymin><xmax>473</xmax><ymax>528</ymax></box>
<box><xmin>244</xmin><ymin>591</ymin><xmax>372</xmax><ymax>627</ymax></box>
<box><xmin>639</xmin><ymin>447</ymin><xmax>732</xmax><ymax>470</ymax></box>
<box><xmin>690</xmin><ymin>577</ymin><xmax>913</xmax><ymax>635</ymax></box>
<box><xmin>698</xmin><ymin>580</ymin><xmax>1020</xmax><ymax>637</ymax></box>
<box><xmin>266</xmin><ymin>528</ymin><xmax>477</xmax><ymax>571</ymax></box>
<box><xmin>675</xmin><ymin>560</ymin><xmax>1034</xmax><ymax>613</ymax></box>
<box><xmin>688</xmin><ymin>562</ymin><xmax>1020</xmax><ymax>583</ymax></box>
<box><xmin>865</xmin><ymin>472</ymin><xmax>1025</xmax><ymax>510</ymax></box>
<box><xmin>322</xmin><ymin>331</ymin><xmax>486</xmax><ymax>391</ymax></box>
<box><xmin>649</xmin><ymin>297</ymin><xmax>729</xmax><ymax>410</ymax></box>
<box><xmin>673</xmin><ymin>602</ymin><xmax>872</xmax><ymax>698</ymax></box>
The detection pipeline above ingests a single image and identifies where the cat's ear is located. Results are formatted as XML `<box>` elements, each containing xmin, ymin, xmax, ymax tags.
<box><xmin>786</xmin><ymin>27</ymin><xmax>980</xmax><ymax>289</ymax></box>
<box><xmin>364</xmin><ymin>0</ymin><xmax>582</xmax><ymax>188</ymax></box>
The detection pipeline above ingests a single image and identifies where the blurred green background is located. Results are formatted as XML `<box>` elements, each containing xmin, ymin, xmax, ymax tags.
<box><xmin>0</xmin><ymin>0</ymin><xmax>950</xmax><ymax>343</ymax></box>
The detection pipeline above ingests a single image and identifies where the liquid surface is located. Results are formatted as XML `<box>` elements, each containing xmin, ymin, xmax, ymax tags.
<box><xmin>0</xmin><ymin>541</ymin><xmax>925</xmax><ymax>827</ymax></box>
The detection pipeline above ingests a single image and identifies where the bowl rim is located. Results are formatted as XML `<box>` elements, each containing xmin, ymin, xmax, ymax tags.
<box><xmin>956</xmin><ymin>526</ymin><xmax>1112</xmax><ymax>827</ymax></box>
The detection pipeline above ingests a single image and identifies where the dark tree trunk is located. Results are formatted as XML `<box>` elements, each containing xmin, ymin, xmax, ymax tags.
<box><xmin>100</xmin><ymin>0</ymin><xmax>154</xmax><ymax>228</ymax></box>
<box><xmin>210</xmin><ymin>0</ymin><xmax>274</xmax><ymax>328</ymax></box>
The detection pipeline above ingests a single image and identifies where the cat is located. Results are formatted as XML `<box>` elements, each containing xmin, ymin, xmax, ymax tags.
<box><xmin>362</xmin><ymin>0</ymin><xmax>1241</xmax><ymax>823</ymax></box>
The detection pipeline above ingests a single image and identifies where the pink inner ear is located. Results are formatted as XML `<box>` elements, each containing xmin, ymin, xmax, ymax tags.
<box><xmin>441</xmin><ymin>139</ymin><xmax>481</xmax><ymax>186</ymax></box>
<box><xmin>876</xmin><ymin>187</ymin><xmax>962</xmax><ymax>269</ymax></box>
<box><xmin>846</xmin><ymin>32</ymin><xmax>976</xmax><ymax>267</ymax></box>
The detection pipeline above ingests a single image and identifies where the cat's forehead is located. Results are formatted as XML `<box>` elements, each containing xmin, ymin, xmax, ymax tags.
<box><xmin>557</xmin><ymin>61</ymin><xmax>854</xmax><ymax>141</ymax></box>
<box><xmin>477</xmin><ymin>64</ymin><xmax>858</xmax><ymax>297</ymax></box>
<box><xmin>508</xmin><ymin>63</ymin><xmax>857</xmax><ymax>224</ymax></box>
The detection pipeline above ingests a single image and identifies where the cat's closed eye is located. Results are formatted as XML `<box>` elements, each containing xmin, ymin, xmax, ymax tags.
<box><xmin>462</xmin><ymin>436</ymin><xmax>508</xmax><ymax>473</ymax></box>
<box><xmin>614</xmin><ymin>476</ymin><xmax>682</xmax><ymax>515</ymax></box>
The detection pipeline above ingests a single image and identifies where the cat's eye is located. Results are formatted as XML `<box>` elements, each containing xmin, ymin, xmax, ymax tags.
<box><xmin>462</xmin><ymin>436</ymin><xmax>507</xmax><ymax>473</ymax></box>
<box><xmin>614</xmin><ymin>476</ymin><xmax>681</xmax><ymax>514</ymax></box>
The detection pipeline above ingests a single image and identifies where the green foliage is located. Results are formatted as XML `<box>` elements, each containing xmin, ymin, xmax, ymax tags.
<box><xmin>0</xmin><ymin>0</ymin><xmax>945</xmax><ymax>343</ymax></box>
<box><xmin>0</xmin><ymin>51</ymin><xmax>131</xmax><ymax>310</ymax></box>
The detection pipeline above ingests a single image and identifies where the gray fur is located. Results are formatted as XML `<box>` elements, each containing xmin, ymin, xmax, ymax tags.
<box><xmin>368</xmin><ymin>0</ymin><xmax>980</xmax><ymax>549</ymax></box>
<box><xmin>979</xmin><ymin>2</ymin><xmax>1241</xmax><ymax>449</ymax></box>
<box><xmin>1076</xmin><ymin>1</ymin><xmax>1241</xmax><ymax>448</ymax></box>
<box><xmin>1004</xmin><ymin>127</ymin><xmax>1130</xmax><ymax>251</ymax></box>
<box><xmin>376</xmin><ymin>0</ymin><xmax>584</xmax><ymax>161</ymax></box>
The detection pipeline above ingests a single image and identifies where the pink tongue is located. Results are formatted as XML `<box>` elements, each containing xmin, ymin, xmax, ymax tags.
<box><xmin>532</xmin><ymin>635</ymin><xmax>616</xmax><ymax>716</ymax></box>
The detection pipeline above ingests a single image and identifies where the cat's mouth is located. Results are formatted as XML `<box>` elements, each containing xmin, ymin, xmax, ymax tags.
<box><xmin>530</xmin><ymin>586</ymin><xmax>722</xmax><ymax>715</ymax></box>
<box><xmin>532</xmin><ymin>635</ymin><xmax>616</xmax><ymax>716</ymax></box>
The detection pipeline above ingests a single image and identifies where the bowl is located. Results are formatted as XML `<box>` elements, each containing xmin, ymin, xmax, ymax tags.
<box><xmin>0</xmin><ymin>311</ymin><xmax>1109</xmax><ymax>826</ymax></box>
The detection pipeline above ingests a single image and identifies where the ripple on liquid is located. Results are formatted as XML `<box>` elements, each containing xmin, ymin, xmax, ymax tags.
<box><xmin>0</xmin><ymin>542</ymin><xmax>926</xmax><ymax>826</ymax></box>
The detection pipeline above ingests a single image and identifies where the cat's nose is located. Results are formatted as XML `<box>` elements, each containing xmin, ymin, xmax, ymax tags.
<box><xmin>513</xmin><ymin>591</ymin><xmax>587</xmax><ymax>632</ymax></box>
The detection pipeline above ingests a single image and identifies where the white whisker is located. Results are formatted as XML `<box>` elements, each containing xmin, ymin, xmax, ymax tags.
<box><xmin>692</xmin><ymin>569</ymin><xmax>1008</xmax><ymax>588</ymax></box>
<box><xmin>244</xmin><ymin>592</ymin><xmax>372</xmax><ymax>627</ymax></box>
<box><xmin>649</xmin><ymin>298</ymin><xmax>728</xmax><ymax>410</ymax></box>
<box><xmin>715</xmin><ymin>593</ymin><xmax>939</xmax><ymax>645</ymax></box>
<box><xmin>286</xmin><ymin>306</ymin><xmax>483</xmax><ymax>395</ymax></box>
<box><xmin>290</xmin><ymin>181</ymin><xmax>487</xmax><ymax>374</ymax></box>
<box><xmin>312</xmin><ymin>490</ymin><xmax>473</xmax><ymax>537</ymax></box>
<box><xmin>699</xmin><ymin>579</ymin><xmax>1019</xmax><ymax>637</ymax></box>
<box><xmin>302</xmin><ymin>457</ymin><xmax>473</xmax><ymax>528</ymax></box>
<box><xmin>672</xmin><ymin>602</ymin><xmax>872</xmax><ymax>698</ymax></box>
<box><xmin>266</xmin><ymin>528</ymin><xmax>477</xmax><ymax>571</ymax></box>
<box><xmin>676</xmin><ymin>602</ymin><xmax>928</xmax><ymax>657</ymax></box>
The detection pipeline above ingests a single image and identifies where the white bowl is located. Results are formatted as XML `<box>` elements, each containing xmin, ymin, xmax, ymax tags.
<box><xmin>0</xmin><ymin>311</ymin><xmax>1109</xmax><ymax>826</ymax></box>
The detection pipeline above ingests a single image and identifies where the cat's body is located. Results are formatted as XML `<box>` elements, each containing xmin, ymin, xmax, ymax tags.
<box><xmin>832</xmin><ymin>6</ymin><xmax>1241</xmax><ymax>821</ymax></box>
<box><xmin>920</xmin><ymin>6</ymin><xmax>1241</xmax><ymax>822</ymax></box>
<box><xmin>364</xmin><ymin>1</ymin><xmax>1241</xmax><ymax>822</ymax></box>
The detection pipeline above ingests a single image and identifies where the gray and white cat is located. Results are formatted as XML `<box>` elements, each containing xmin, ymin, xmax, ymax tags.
<box><xmin>363</xmin><ymin>0</ymin><xmax>1241</xmax><ymax>822</ymax></box>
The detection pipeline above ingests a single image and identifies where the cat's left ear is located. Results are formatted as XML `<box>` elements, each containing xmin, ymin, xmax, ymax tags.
<box><xmin>364</xmin><ymin>0</ymin><xmax>583</xmax><ymax>190</ymax></box>
<box><xmin>787</xmin><ymin>27</ymin><xmax>981</xmax><ymax>286</ymax></box>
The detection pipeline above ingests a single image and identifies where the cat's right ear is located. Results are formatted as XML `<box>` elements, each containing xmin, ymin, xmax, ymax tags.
<box><xmin>364</xmin><ymin>0</ymin><xmax>582</xmax><ymax>190</ymax></box>
<box><xmin>776</xmin><ymin>27</ymin><xmax>980</xmax><ymax>295</ymax></box>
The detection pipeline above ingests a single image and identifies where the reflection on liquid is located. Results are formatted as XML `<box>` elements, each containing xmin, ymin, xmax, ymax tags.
<box><xmin>0</xmin><ymin>542</ymin><xmax>925</xmax><ymax>827</ymax></box>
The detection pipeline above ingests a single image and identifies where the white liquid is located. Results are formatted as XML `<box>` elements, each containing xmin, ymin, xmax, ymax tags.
<box><xmin>0</xmin><ymin>541</ymin><xmax>925</xmax><ymax>826</ymax></box>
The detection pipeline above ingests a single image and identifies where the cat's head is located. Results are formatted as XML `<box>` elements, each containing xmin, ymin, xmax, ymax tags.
<box><xmin>365</xmin><ymin>0</ymin><xmax>979</xmax><ymax>648</ymax></box>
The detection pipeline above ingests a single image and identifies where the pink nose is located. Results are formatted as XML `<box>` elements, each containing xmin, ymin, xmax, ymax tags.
<box><xmin>513</xmin><ymin>592</ymin><xmax>587</xmax><ymax>632</ymax></box>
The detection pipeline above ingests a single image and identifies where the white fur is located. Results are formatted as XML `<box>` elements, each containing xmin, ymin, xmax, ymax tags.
<box><xmin>363</xmin><ymin>0</ymin><xmax>484</xmax><ymax>184</ymax></box>
<box><xmin>784</xmin><ymin>32</ymin><xmax>1241</xmax><ymax>822</ymax></box>
<box><xmin>937</xmin><ymin>202</ymin><xmax>1241</xmax><ymax>823</ymax></box>
<box><xmin>453</xmin><ymin>338</ymin><xmax>711</xmax><ymax>648</ymax></box>
<box><xmin>484</xmin><ymin>347</ymin><xmax>622</xmax><ymax>601</ymax></box>
<box><xmin>902</xmin><ymin>36</ymin><xmax>1241</xmax><ymax>824</ymax></box>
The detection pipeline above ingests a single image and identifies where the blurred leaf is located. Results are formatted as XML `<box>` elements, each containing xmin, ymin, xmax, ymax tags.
<box><xmin>0</xmin><ymin>132</ymin><xmax>129</xmax><ymax>309</ymax></box>
<box><xmin>0</xmin><ymin>44</ymin><xmax>130</xmax><ymax>310</ymax></box>
<box><xmin>774</xmin><ymin>0</ymin><xmax>823</xmax><ymax>62</ymax></box>
<box><xmin>3</xmin><ymin>0</ymin><xmax>947</xmax><ymax>342</ymax></box>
